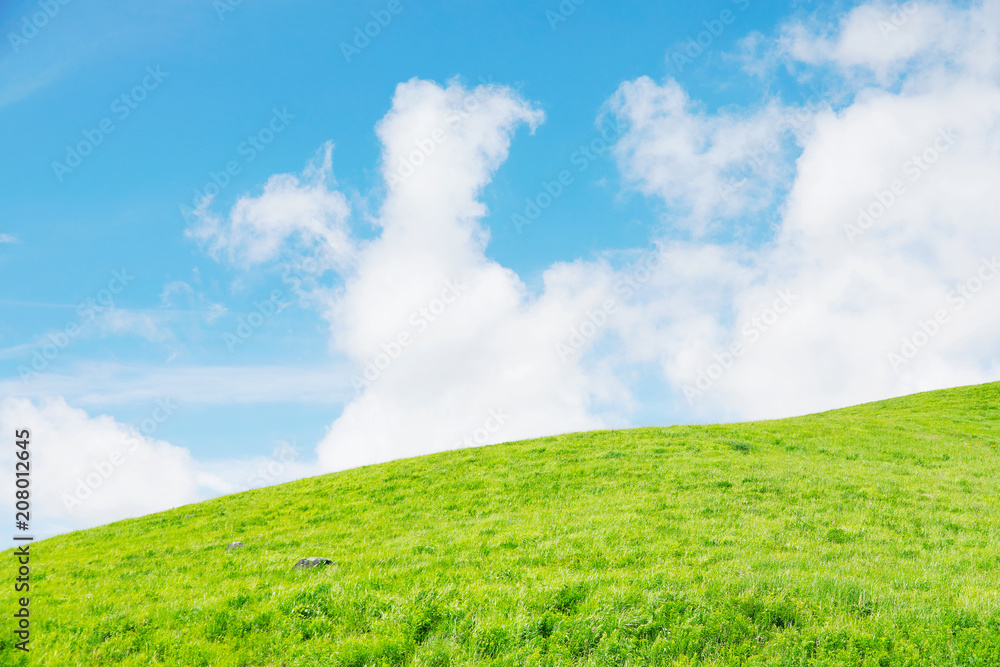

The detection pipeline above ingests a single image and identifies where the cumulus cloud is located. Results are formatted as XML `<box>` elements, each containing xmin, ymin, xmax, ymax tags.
<box><xmin>774</xmin><ymin>0</ymin><xmax>1000</xmax><ymax>84</ymax></box>
<box><xmin>185</xmin><ymin>143</ymin><xmax>354</xmax><ymax>270</ymax></box>
<box><xmin>186</xmin><ymin>1</ymin><xmax>1000</xmax><ymax>479</ymax></box>
<box><xmin>0</xmin><ymin>397</ymin><xmax>205</xmax><ymax>536</ymax></box>
<box><xmin>0</xmin><ymin>396</ymin><xmax>329</xmax><ymax>537</ymax></box>
<box><xmin>608</xmin><ymin>0</ymin><xmax>1000</xmax><ymax>417</ymax></box>
<box><xmin>316</xmin><ymin>263</ymin><xmax>621</xmax><ymax>471</ymax></box>
<box><xmin>192</xmin><ymin>78</ymin><xmax>633</xmax><ymax>472</ymax></box>
<box><xmin>607</xmin><ymin>76</ymin><xmax>806</xmax><ymax>231</ymax></box>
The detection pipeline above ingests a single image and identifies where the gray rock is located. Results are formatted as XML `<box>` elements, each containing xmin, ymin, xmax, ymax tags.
<box><xmin>184</xmin><ymin>514</ymin><xmax>194</xmax><ymax>518</ymax></box>
<box><xmin>294</xmin><ymin>557</ymin><xmax>333</xmax><ymax>569</ymax></box>
<box><xmin>226</xmin><ymin>541</ymin><xmax>245</xmax><ymax>550</ymax></box>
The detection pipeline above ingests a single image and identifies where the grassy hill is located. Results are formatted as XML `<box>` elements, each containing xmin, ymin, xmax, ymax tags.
<box><xmin>5</xmin><ymin>382</ymin><xmax>1000</xmax><ymax>666</ymax></box>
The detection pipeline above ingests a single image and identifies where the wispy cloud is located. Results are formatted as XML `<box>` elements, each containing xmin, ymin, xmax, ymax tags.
<box><xmin>0</xmin><ymin>61</ymin><xmax>68</xmax><ymax>110</ymax></box>
<box><xmin>0</xmin><ymin>362</ymin><xmax>353</xmax><ymax>406</ymax></box>
<box><xmin>0</xmin><ymin>233</ymin><xmax>18</xmax><ymax>244</ymax></box>
<box><xmin>159</xmin><ymin>280</ymin><xmax>228</xmax><ymax>323</ymax></box>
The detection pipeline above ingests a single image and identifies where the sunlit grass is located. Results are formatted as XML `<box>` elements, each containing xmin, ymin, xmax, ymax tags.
<box><xmin>5</xmin><ymin>381</ymin><xmax>1000</xmax><ymax>665</ymax></box>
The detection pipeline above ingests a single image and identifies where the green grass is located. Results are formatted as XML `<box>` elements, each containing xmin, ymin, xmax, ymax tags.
<box><xmin>5</xmin><ymin>382</ymin><xmax>1000</xmax><ymax>666</ymax></box>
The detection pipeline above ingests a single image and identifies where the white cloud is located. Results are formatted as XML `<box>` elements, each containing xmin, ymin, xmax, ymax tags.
<box><xmin>774</xmin><ymin>0</ymin><xmax>1000</xmax><ymax>85</ymax></box>
<box><xmin>0</xmin><ymin>397</ymin><xmax>204</xmax><ymax>536</ymax></box>
<box><xmin>185</xmin><ymin>142</ymin><xmax>354</xmax><ymax>270</ymax></box>
<box><xmin>159</xmin><ymin>279</ymin><xmax>228</xmax><ymax>323</ymax></box>
<box><xmin>0</xmin><ymin>306</ymin><xmax>175</xmax><ymax>373</ymax></box>
<box><xmin>0</xmin><ymin>233</ymin><xmax>18</xmax><ymax>244</ymax></box>
<box><xmin>608</xmin><ymin>0</ymin><xmax>1000</xmax><ymax>417</ymax></box>
<box><xmin>159</xmin><ymin>280</ymin><xmax>194</xmax><ymax>306</ymax></box>
<box><xmin>2</xmin><ymin>362</ymin><xmax>353</xmax><ymax>407</ymax></box>
<box><xmin>192</xmin><ymin>79</ymin><xmax>626</xmax><ymax>473</ymax></box>
<box><xmin>316</xmin><ymin>77</ymin><xmax>627</xmax><ymax>468</ymax></box>
<box><xmin>607</xmin><ymin>76</ymin><xmax>805</xmax><ymax>231</ymax></box>
<box><xmin>185</xmin><ymin>1</ymin><xmax>1000</xmax><ymax>480</ymax></box>
<box><xmin>98</xmin><ymin>309</ymin><xmax>172</xmax><ymax>343</ymax></box>
<box><xmin>0</xmin><ymin>396</ymin><xmax>327</xmax><ymax>537</ymax></box>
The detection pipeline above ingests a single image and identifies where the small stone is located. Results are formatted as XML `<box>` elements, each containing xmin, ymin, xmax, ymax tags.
<box><xmin>184</xmin><ymin>514</ymin><xmax>194</xmax><ymax>518</ymax></box>
<box><xmin>226</xmin><ymin>542</ymin><xmax>245</xmax><ymax>550</ymax></box>
<box><xmin>294</xmin><ymin>557</ymin><xmax>333</xmax><ymax>569</ymax></box>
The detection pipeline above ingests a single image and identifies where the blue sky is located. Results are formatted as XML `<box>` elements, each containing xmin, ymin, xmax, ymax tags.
<box><xmin>3</xmin><ymin>0</ymin><xmax>1000</xmax><ymax>536</ymax></box>
<box><xmin>0</xmin><ymin>0</ymin><xmax>796</xmax><ymax>454</ymax></box>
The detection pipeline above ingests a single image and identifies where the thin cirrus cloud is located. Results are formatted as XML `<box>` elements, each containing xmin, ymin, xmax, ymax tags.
<box><xmin>2</xmin><ymin>362</ymin><xmax>354</xmax><ymax>407</ymax></box>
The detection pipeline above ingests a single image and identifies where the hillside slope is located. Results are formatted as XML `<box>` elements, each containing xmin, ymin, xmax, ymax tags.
<box><xmin>5</xmin><ymin>382</ymin><xmax>1000</xmax><ymax>666</ymax></box>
